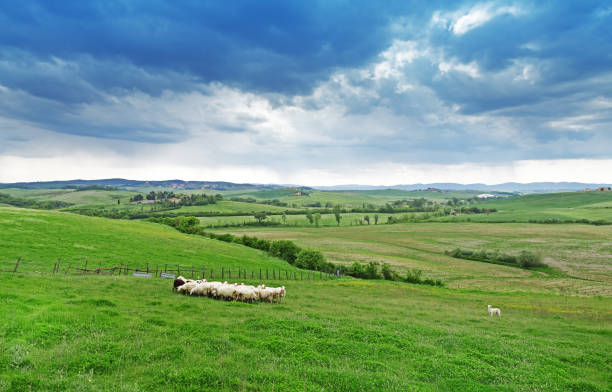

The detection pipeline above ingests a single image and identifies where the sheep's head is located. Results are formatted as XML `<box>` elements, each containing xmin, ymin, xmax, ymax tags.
<box><xmin>173</xmin><ymin>278</ymin><xmax>186</xmax><ymax>289</ymax></box>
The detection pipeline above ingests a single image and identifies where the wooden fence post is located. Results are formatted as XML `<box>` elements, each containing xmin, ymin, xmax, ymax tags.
<box><xmin>273</xmin><ymin>269</ymin><xmax>276</xmax><ymax>279</ymax></box>
<box><xmin>294</xmin><ymin>272</ymin><xmax>297</xmax><ymax>280</ymax></box>
<box><xmin>266</xmin><ymin>269</ymin><xmax>269</xmax><ymax>279</ymax></box>
<box><xmin>222</xmin><ymin>267</ymin><xmax>224</xmax><ymax>280</ymax></box>
<box><xmin>65</xmin><ymin>263</ymin><xmax>71</xmax><ymax>274</ymax></box>
<box><xmin>260</xmin><ymin>269</ymin><xmax>262</xmax><ymax>280</ymax></box>
<box><xmin>301</xmin><ymin>272</ymin><xmax>303</xmax><ymax>280</ymax></box>
<box><xmin>202</xmin><ymin>266</ymin><xmax>206</xmax><ymax>279</ymax></box>
<box><xmin>164</xmin><ymin>264</ymin><xmax>168</xmax><ymax>273</ymax></box>
<box><xmin>320</xmin><ymin>271</ymin><xmax>322</xmax><ymax>279</ymax></box>
<box><xmin>13</xmin><ymin>257</ymin><xmax>21</xmax><ymax>273</ymax></box>
<box><xmin>285</xmin><ymin>270</ymin><xmax>288</xmax><ymax>280</ymax></box>
<box><xmin>229</xmin><ymin>268</ymin><xmax>231</xmax><ymax>280</ymax></box>
<box><xmin>84</xmin><ymin>259</ymin><xmax>88</xmax><ymax>273</ymax></box>
<box><xmin>251</xmin><ymin>270</ymin><xmax>254</xmax><ymax>279</ymax></box>
<box><xmin>146</xmin><ymin>263</ymin><xmax>149</xmax><ymax>274</ymax></box>
<box><xmin>178</xmin><ymin>264</ymin><xmax>181</xmax><ymax>276</ymax></box>
<box><xmin>210</xmin><ymin>269</ymin><xmax>213</xmax><ymax>279</ymax></box>
<box><xmin>98</xmin><ymin>260</ymin><xmax>102</xmax><ymax>274</ymax></box>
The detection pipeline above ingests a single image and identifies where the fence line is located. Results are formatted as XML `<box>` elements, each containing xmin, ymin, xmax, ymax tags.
<box><xmin>1</xmin><ymin>257</ymin><xmax>338</xmax><ymax>281</ymax></box>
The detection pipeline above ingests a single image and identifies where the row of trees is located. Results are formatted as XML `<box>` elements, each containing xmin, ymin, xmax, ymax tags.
<box><xmin>130</xmin><ymin>192</ymin><xmax>222</xmax><ymax>206</ymax></box>
<box><xmin>149</xmin><ymin>216</ymin><xmax>443</xmax><ymax>286</ymax></box>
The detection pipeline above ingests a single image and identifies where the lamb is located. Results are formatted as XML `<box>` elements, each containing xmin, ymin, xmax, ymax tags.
<box><xmin>487</xmin><ymin>305</ymin><xmax>501</xmax><ymax>317</ymax></box>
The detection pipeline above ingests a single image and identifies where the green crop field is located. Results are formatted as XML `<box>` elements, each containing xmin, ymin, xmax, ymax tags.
<box><xmin>442</xmin><ymin>191</ymin><xmax>612</xmax><ymax>224</ymax></box>
<box><xmin>1</xmin><ymin>196</ymin><xmax>612</xmax><ymax>391</ymax></box>
<box><xmin>229</xmin><ymin>189</ymin><xmax>485</xmax><ymax>207</ymax></box>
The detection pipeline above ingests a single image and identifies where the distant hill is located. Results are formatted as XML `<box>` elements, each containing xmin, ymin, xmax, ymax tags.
<box><xmin>1</xmin><ymin>179</ymin><xmax>609</xmax><ymax>193</ymax></box>
<box><xmin>314</xmin><ymin>182</ymin><xmax>612</xmax><ymax>193</ymax></box>
<box><xmin>0</xmin><ymin>178</ymin><xmax>286</xmax><ymax>191</ymax></box>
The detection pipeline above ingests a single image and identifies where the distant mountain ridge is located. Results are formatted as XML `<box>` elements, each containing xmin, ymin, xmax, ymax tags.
<box><xmin>0</xmin><ymin>179</ymin><xmax>609</xmax><ymax>193</ymax></box>
<box><xmin>0</xmin><ymin>178</ymin><xmax>285</xmax><ymax>191</ymax></box>
<box><xmin>314</xmin><ymin>182</ymin><xmax>612</xmax><ymax>192</ymax></box>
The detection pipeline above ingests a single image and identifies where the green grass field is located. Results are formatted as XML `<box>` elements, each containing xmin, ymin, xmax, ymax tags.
<box><xmin>228</xmin><ymin>189</ymin><xmax>484</xmax><ymax>207</ymax></box>
<box><xmin>0</xmin><ymin>207</ymin><xmax>296</xmax><ymax>274</ymax></box>
<box><xmin>451</xmin><ymin>192</ymin><xmax>612</xmax><ymax>224</ymax></box>
<box><xmin>198</xmin><ymin>212</ymin><xmax>408</xmax><ymax>228</ymax></box>
<box><xmin>1</xmin><ymin>191</ymin><xmax>612</xmax><ymax>391</ymax></box>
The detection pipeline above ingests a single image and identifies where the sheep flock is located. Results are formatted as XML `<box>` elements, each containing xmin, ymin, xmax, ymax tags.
<box><xmin>173</xmin><ymin>276</ymin><xmax>286</xmax><ymax>303</ymax></box>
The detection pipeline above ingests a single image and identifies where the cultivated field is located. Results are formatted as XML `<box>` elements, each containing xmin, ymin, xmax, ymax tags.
<box><xmin>214</xmin><ymin>223</ymin><xmax>612</xmax><ymax>297</ymax></box>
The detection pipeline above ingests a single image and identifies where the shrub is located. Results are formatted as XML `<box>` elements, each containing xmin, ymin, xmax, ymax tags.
<box><xmin>296</xmin><ymin>249</ymin><xmax>326</xmax><ymax>271</ymax></box>
<box><xmin>269</xmin><ymin>240</ymin><xmax>300</xmax><ymax>264</ymax></box>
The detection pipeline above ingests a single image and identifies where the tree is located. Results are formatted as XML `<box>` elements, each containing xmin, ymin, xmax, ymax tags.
<box><xmin>374</xmin><ymin>214</ymin><xmax>379</xmax><ymax>225</ymax></box>
<box><xmin>254</xmin><ymin>212</ymin><xmax>267</xmax><ymax>224</ymax></box>
<box><xmin>296</xmin><ymin>249</ymin><xmax>326</xmax><ymax>270</ymax></box>
<box><xmin>364</xmin><ymin>215</ymin><xmax>370</xmax><ymax>225</ymax></box>
<box><xmin>281</xmin><ymin>212</ymin><xmax>287</xmax><ymax>224</ymax></box>
<box><xmin>314</xmin><ymin>213</ymin><xmax>321</xmax><ymax>227</ymax></box>
<box><xmin>306</xmin><ymin>211</ymin><xmax>314</xmax><ymax>224</ymax></box>
<box><xmin>146</xmin><ymin>191</ymin><xmax>156</xmax><ymax>201</ymax></box>
<box><xmin>333</xmin><ymin>208</ymin><xmax>342</xmax><ymax>226</ymax></box>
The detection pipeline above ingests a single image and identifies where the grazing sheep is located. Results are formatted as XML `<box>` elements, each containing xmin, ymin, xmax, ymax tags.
<box><xmin>173</xmin><ymin>279</ymin><xmax>285</xmax><ymax>304</ymax></box>
<box><xmin>215</xmin><ymin>283</ymin><xmax>237</xmax><ymax>301</ymax></box>
<box><xmin>178</xmin><ymin>280</ymin><xmax>198</xmax><ymax>294</ymax></box>
<box><xmin>173</xmin><ymin>276</ymin><xmax>188</xmax><ymax>291</ymax></box>
<box><xmin>488</xmin><ymin>305</ymin><xmax>501</xmax><ymax>317</ymax></box>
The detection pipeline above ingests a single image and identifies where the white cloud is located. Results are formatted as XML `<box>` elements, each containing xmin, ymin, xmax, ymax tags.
<box><xmin>433</xmin><ymin>3</ymin><xmax>523</xmax><ymax>36</ymax></box>
<box><xmin>2</xmin><ymin>154</ymin><xmax>610</xmax><ymax>185</ymax></box>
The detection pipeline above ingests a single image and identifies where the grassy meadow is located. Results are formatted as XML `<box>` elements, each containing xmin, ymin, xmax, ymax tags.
<box><xmin>214</xmin><ymin>223</ymin><xmax>612</xmax><ymax>297</ymax></box>
<box><xmin>1</xmin><ymin>188</ymin><xmax>612</xmax><ymax>391</ymax></box>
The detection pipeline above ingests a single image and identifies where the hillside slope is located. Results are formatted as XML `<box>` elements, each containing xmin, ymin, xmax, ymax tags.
<box><xmin>0</xmin><ymin>206</ymin><xmax>296</xmax><ymax>273</ymax></box>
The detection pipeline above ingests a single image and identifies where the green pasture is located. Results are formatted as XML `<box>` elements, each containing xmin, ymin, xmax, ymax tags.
<box><xmin>458</xmin><ymin>191</ymin><xmax>612</xmax><ymax>223</ymax></box>
<box><xmin>216</xmin><ymin>223</ymin><xmax>612</xmax><ymax>297</ymax></box>
<box><xmin>1</xmin><ymin>267</ymin><xmax>611</xmax><ymax>391</ymax></box>
<box><xmin>198</xmin><ymin>212</ymin><xmax>412</xmax><ymax>228</ymax></box>
<box><xmin>0</xmin><ymin>188</ymin><xmax>135</xmax><ymax>207</ymax></box>
<box><xmin>0</xmin><ymin>207</ymin><xmax>297</xmax><ymax>274</ymax></box>
<box><xmin>1</xmin><ymin>196</ymin><xmax>612</xmax><ymax>391</ymax></box>
<box><xmin>230</xmin><ymin>189</ymin><xmax>483</xmax><ymax>207</ymax></box>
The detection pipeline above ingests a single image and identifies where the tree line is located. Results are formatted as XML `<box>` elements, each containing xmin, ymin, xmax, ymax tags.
<box><xmin>148</xmin><ymin>216</ymin><xmax>443</xmax><ymax>286</ymax></box>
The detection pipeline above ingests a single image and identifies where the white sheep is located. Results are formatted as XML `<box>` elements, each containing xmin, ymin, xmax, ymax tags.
<box><xmin>215</xmin><ymin>283</ymin><xmax>237</xmax><ymax>301</ymax></box>
<box><xmin>178</xmin><ymin>279</ymin><xmax>198</xmax><ymax>294</ymax></box>
<box><xmin>488</xmin><ymin>305</ymin><xmax>501</xmax><ymax>317</ymax></box>
<box><xmin>173</xmin><ymin>279</ymin><xmax>285</xmax><ymax>304</ymax></box>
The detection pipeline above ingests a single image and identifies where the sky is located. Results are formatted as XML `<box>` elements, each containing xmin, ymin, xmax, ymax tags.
<box><xmin>0</xmin><ymin>0</ymin><xmax>611</xmax><ymax>185</ymax></box>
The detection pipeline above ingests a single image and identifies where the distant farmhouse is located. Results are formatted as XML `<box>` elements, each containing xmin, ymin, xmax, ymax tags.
<box><xmin>585</xmin><ymin>187</ymin><xmax>611</xmax><ymax>192</ymax></box>
<box><xmin>477</xmin><ymin>193</ymin><xmax>497</xmax><ymax>199</ymax></box>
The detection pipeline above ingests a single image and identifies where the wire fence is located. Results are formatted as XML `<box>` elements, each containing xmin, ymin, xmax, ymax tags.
<box><xmin>2</xmin><ymin>257</ymin><xmax>338</xmax><ymax>281</ymax></box>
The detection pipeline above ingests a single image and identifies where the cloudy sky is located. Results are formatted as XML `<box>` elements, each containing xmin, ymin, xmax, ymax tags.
<box><xmin>1</xmin><ymin>1</ymin><xmax>611</xmax><ymax>185</ymax></box>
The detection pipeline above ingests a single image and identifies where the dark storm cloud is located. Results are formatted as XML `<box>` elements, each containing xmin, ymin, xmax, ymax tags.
<box><xmin>0</xmin><ymin>0</ymin><xmax>611</xmax><ymax>165</ymax></box>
